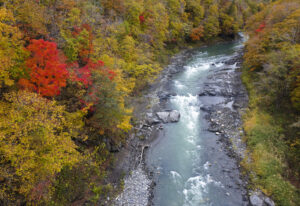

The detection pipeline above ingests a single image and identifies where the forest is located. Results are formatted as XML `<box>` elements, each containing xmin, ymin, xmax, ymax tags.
<box><xmin>242</xmin><ymin>0</ymin><xmax>300</xmax><ymax>205</ymax></box>
<box><xmin>0</xmin><ymin>0</ymin><xmax>298</xmax><ymax>205</ymax></box>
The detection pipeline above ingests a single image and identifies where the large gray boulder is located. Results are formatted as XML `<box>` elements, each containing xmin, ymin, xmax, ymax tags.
<box><xmin>169</xmin><ymin>110</ymin><xmax>180</xmax><ymax>122</ymax></box>
<box><xmin>146</xmin><ymin>113</ymin><xmax>161</xmax><ymax>125</ymax></box>
<box><xmin>155</xmin><ymin>110</ymin><xmax>181</xmax><ymax>123</ymax></box>
<box><xmin>156</xmin><ymin>112</ymin><xmax>170</xmax><ymax>123</ymax></box>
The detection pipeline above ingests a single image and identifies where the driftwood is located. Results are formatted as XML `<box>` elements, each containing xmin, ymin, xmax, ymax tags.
<box><xmin>139</xmin><ymin>144</ymin><xmax>150</xmax><ymax>164</ymax></box>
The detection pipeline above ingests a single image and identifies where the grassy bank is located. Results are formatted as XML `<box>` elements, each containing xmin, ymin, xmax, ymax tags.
<box><xmin>241</xmin><ymin>68</ymin><xmax>300</xmax><ymax>206</ymax></box>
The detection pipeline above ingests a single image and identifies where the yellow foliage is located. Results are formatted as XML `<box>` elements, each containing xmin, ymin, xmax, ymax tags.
<box><xmin>0</xmin><ymin>91</ymin><xmax>84</xmax><ymax>199</ymax></box>
<box><xmin>13</xmin><ymin>0</ymin><xmax>48</xmax><ymax>37</ymax></box>
<box><xmin>117</xmin><ymin>108</ymin><xmax>133</xmax><ymax>132</ymax></box>
<box><xmin>0</xmin><ymin>8</ymin><xmax>25</xmax><ymax>87</ymax></box>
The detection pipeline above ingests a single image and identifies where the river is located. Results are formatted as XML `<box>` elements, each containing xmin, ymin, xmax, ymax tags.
<box><xmin>145</xmin><ymin>36</ymin><xmax>249</xmax><ymax>206</ymax></box>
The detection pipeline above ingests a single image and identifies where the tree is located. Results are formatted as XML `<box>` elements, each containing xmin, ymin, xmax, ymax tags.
<box><xmin>69</xmin><ymin>60</ymin><xmax>106</xmax><ymax>88</ymax></box>
<box><xmin>143</xmin><ymin>1</ymin><xmax>169</xmax><ymax>49</ymax></box>
<box><xmin>185</xmin><ymin>0</ymin><xmax>204</xmax><ymax>26</ymax></box>
<box><xmin>0</xmin><ymin>91</ymin><xmax>84</xmax><ymax>202</ymax></box>
<box><xmin>204</xmin><ymin>4</ymin><xmax>221</xmax><ymax>39</ymax></box>
<box><xmin>101</xmin><ymin>0</ymin><xmax>126</xmax><ymax>17</ymax></box>
<box><xmin>190</xmin><ymin>25</ymin><xmax>204</xmax><ymax>41</ymax></box>
<box><xmin>0</xmin><ymin>8</ymin><xmax>26</xmax><ymax>87</ymax></box>
<box><xmin>291</xmin><ymin>75</ymin><xmax>300</xmax><ymax>111</ymax></box>
<box><xmin>62</xmin><ymin>21</ymin><xmax>93</xmax><ymax>64</ymax></box>
<box><xmin>11</xmin><ymin>0</ymin><xmax>48</xmax><ymax>38</ymax></box>
<box><xmin>165</xmin><ymin>0</ymin><xmax>188</xmax><ymax>42</ymax></box>
<box><xmin>19</xmin><ymin>39</ymin><xmax>69</xmax><ymax>97</ymax></box>
<box><xmin>220</xmin><ymin>13</ymin><xmax>239</xmax><ymax>36</ymax></box>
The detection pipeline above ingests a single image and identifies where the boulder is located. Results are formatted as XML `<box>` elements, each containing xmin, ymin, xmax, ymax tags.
<box><xmin>249</xmin><ymin>190</ymin><xmax>275</xmax><ymax>206</ymax></box>
<box><xmin>250</xmin><ymin>194</ymin><xmax>264</xmax><ymax>206</ymax></box>
<box><xmin>264</xmin><ymin>197</ymin><xmax>275</xmax><ymax>206</ymax></box>
<box><xmin>198</xmin><ymin>88</ymin><xmax>217</xmax><ymax>96</ymax></box>
<box><xmin>156</xmin><ymin>112</ymin><xmax>170</xmax><ymax>123</ymax></box>
<box><xmin>155</xmin><ymin>110</ymin><xmax>181</xmax><ymax>123</ymax></box>
<box><xmin>146</xmin><ymin>113</ymin><xmax>161</xmax><ymax>125</ymax></box>
<box><xmin>169</xmin><ymin>110</ymin><xmax>180</xmax><ymax>122</ymax></box>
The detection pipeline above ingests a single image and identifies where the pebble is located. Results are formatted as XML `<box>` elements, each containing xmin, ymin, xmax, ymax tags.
<box><xmin>114</xmin><ymin>166</ymin><xmax>151</xmax><ymax>206</ymax></box>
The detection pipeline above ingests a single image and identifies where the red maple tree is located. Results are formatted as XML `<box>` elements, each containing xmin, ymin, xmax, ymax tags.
<box><xmin>255</xmin><ymin>22</ymin><xmax>266</xmax><ymax>33</ymax></box>
<box><xmin>69</xmin><ymin>60</ymin><xmax>116</xmax><ymax>88</ymax></box>
<box><xmin>19</xmin><ymin>39</ymin><xmax>68</xmax><ymax>97</ymax></box>
<box><xmin>139</xmin><ymin>14</ymin><xmax>145</xmax><ymax>24</ymax></box>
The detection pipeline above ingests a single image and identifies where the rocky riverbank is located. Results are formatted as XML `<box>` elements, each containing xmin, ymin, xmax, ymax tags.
<box><xmin>199</xmin><ymin>51</ymin><xmax>248</xmax><ymax>160</ymax></box>
<box><xmin>198</xmin><ymin>51</ymin><xmax>275</xmax><ymax>206</ymax></box>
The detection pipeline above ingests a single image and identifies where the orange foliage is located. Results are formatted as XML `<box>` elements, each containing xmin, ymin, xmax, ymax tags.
<box><xmin>190</xmin><ymin>25</ymin><xmax>204</xmax><ymax>41</ymax></box>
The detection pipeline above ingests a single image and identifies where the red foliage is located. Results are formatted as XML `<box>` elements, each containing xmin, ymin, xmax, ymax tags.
<box><xmin>69</xmin><ymin>60</ymin><xmax>116</xmax><ymax>88</ymax></box>
<box><xmin>255</xmin><ymin>22</ymin><xmax>266</xmax><ymax>33</ymax></box>
<box><xmin>139</xmin><ymin>14</ymin><xmax>145</xmax><ymax>24</ymax></box>
<box><xmin>19</xmin><ymin>39</ymin><xmax>68</xmax><ymax>97</ymax></box>
<box><xmin>69</xmin><ymin>60</ymin><xmax>116</xmax><ymax>112</ymax></box>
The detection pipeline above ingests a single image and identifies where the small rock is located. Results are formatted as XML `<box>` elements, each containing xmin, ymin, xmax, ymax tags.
<box><xmin>200</xmin><ymin>105</ymin><xmax>212</xmax><ymax>112</ymax></box>
<box><xmin>207</xmin><ymin>90</ymin><xmax>217</xmax><ymax>96</ymax></box>
<box><xmin>169</xmin><ymin>67</ymin><xmax>179</xmax><ymax>74</ymax></box>
<box><xmin>198</xmin><ymin>91</ymin><xmax>206</xmax><ymax>96</ymax></box>
<box><xmin>264</xmin><ymin>197</ymin><xmax>275</xmax><ymax>206</ymax></box>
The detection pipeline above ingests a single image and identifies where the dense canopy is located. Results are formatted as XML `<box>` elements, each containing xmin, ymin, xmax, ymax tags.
<box><xmin>0</xmin><ymin>0</ymin><xmax>298</xmax><ymax>205</ymax></box>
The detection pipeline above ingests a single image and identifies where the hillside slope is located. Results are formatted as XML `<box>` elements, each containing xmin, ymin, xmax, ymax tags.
<box><xmin>242</xmin><ymin>0</ymin><xmax>300</xmax><ymax>205</ymax></box>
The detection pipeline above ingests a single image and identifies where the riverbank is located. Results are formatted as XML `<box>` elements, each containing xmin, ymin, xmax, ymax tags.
<box><xmin>241</xmin><ymin>55</ymin><xmax>300</xmax><ymax>206</ymax></box>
